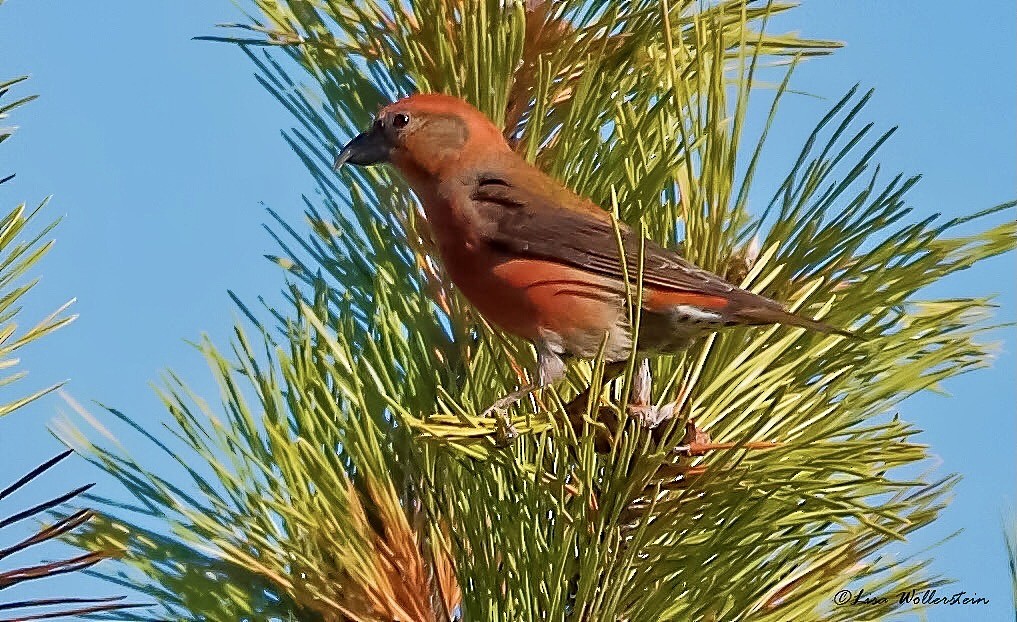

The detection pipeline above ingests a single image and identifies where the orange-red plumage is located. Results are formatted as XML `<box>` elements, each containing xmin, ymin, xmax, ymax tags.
<box><xmin>334</xmin><ymin>93</ymin><xmax>848</xmax><ymax>391</ymax></box>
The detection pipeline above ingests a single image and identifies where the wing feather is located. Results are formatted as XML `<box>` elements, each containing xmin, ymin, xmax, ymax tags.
<box><xmin>464</xmin><ymin>170</ymin><xmax>853</xmax><ymax>337</ymax></box>
<box><xmin>469</xmin><ymin>174</ymin><xmax>737</xmax><ymax>297</ymax></box>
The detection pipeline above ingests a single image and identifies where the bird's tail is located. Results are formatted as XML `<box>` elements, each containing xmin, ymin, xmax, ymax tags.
<box><xmin>732</xmin><ymin>304</ymin><xmax>857</xmax><ymax>339</ymax></box>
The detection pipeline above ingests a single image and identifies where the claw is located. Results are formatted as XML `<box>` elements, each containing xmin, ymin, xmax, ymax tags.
<box><xmin>629</xmin><ymin>401</ymin><xmax>677</xmax><ymax>429</ymax></box>
<box><xmin>480</xmin><ymin>383</ymin><xmax>537</xmax><ymax>447</ymax></box>
<box><xmin>492</xmin><ymin>408</ymin><xmax>519</xmax><ymax>448</ymax></box>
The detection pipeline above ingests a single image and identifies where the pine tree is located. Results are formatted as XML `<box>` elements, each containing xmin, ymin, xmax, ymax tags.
<box><xmin>61</xmin><ymin>1</ymin><xmax>1015</xmax><ymax>620</ymax></box>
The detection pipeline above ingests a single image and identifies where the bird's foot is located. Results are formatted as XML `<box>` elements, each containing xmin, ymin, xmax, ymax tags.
<box><xmin>480</xmin><ymin>386</ymin><xmax>533</xmax><ymax>448</ymax></box>
<box><xmin>627</xmin><ymin>359</ymin><xmax>679</xmax><ymax>431</ymax></box>
<box><xmin>493</xmin><ymin>409</ymin><xmax>519</xmax><ymax>448</ymax></box>
<box><xmin>628</xmin><ymin>402</ymin><xmax>678</xmax><ymax>430</ymax></box>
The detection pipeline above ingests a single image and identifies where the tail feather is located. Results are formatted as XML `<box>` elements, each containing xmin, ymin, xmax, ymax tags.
<box><xmin>732</xmin><ymin>304</ymin><xmax>857</xmax><ymax>339</ymax></box>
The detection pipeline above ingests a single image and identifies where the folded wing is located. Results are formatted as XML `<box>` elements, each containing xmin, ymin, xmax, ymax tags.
<box><xmin>467</xmin><ymin>170</ymin><xmax>851</xmax><ymax>337</ymax></box>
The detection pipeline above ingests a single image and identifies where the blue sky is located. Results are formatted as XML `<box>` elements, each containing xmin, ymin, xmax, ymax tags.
<box><xmin>0</xmin><ymin>1</ymin><xmax>1013</xmax><ymax>620</ymax></box>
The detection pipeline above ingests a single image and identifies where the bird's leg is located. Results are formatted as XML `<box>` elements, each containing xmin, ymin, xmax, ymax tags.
<box><xmin>565</xmin><ymin>359</ymin><xmax>682</xmax><ymax>450</ymax></box>
<box><xmin>486</xmin><ymin>344</ymin><xmax>565</xmax><ymax>447</ymax></box>
<box><xmin>627</xmin><ymin>359</ymin><xmax>678</xmax><ymax>433</ymax></box>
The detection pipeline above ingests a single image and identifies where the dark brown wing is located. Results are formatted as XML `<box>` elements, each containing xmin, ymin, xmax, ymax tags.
<box><xmin>469</xmin><ymin>174</ymin><xmax>738</xmax><ymax>297</ymax></box>
<box><xmin>466</xmin><ymin>169</ymin><xmax>852</xmax><ymax>337</ymax></box>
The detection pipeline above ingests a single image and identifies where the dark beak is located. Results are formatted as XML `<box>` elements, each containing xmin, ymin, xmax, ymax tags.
<box><xmin>333</xmin><ymin>124</ymin><xmax>391</xmax><ymax>171</ymax></box>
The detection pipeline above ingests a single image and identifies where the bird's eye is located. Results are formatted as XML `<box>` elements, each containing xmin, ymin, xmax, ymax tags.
<box><xmin>392</xmin><ymin>113</ymin><xmax>410</xmax><ymax>129</ymax></box>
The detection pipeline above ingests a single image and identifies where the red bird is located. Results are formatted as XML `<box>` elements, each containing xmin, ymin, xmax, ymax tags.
<box><xmin>335</xmin><ymin>94</ymin><xmax>848</xmax><ymax>414</ymax></box>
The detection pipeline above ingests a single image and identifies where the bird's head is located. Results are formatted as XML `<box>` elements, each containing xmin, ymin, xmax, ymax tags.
<box><xmin>333</xmin><ymin>94</ymin><xmax>510</xmax><ymax>178</ymax></box>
